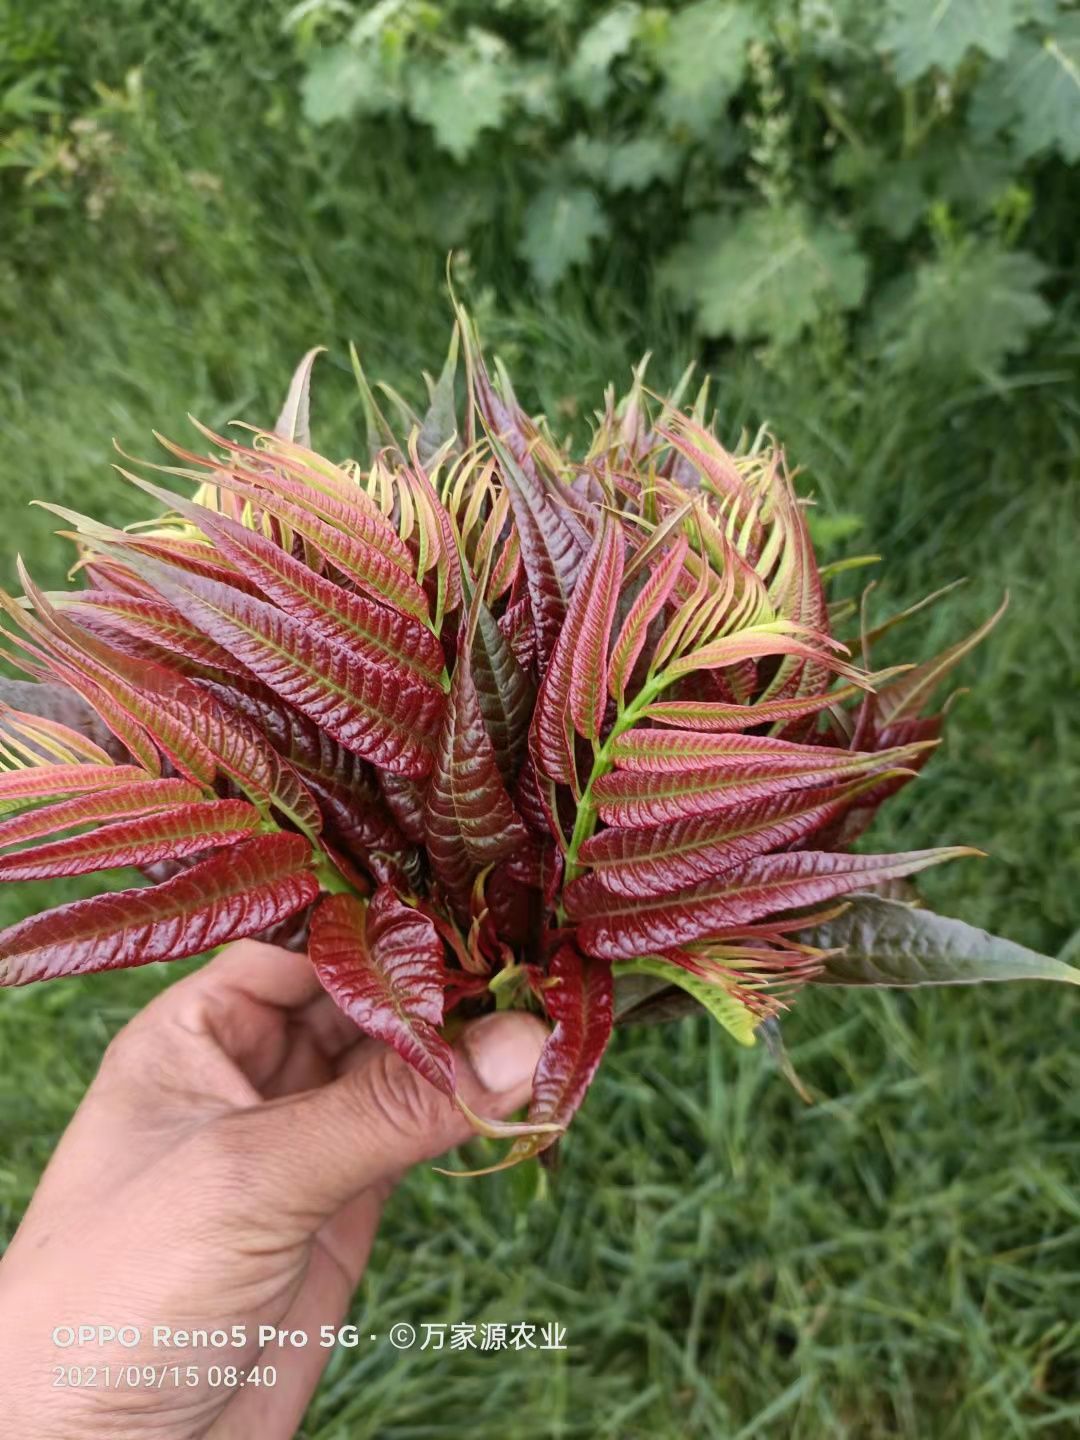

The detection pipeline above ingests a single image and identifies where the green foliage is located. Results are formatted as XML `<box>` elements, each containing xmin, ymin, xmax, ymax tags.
<box><xmin>879</xmin><ymin>0</ymin><xmax>1023</xmax><ymax>83</ymax></box>
<box><xmin>652</xmin><ymin>0</ymin><xmax>764</xmax><ymax>132</ymax></box>
<box><xmin>663</xmin><ymin>205</ymin><xmax>868</xmax><ymax>343</ymax></box>
<box><xmin>878</xmin><ymin>236</ymin><xmax>1052</xmax><ymax>375</ymax></box>
<box><xmin>519</xmin><ymin>183</ymin><xmax>610</xmax><ymax>288</ymax></box>
<box><xmin>282</xmin><ymin>0</ymin><xmax>1076</xmax><ymax>378</ymax></box>
<box><xmin>973</xmin><ymin>9</ymin><xmax>1080</xmax><ymax>160</ymax></box>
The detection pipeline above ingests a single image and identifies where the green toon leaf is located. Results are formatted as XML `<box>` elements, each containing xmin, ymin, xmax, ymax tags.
<box><xmin>802</xmin><ymin>894</ymin><xmax>1080</xmax><ymax>988</ymax></box>
<box><xmin>615</xmin><ymin>954</ymin><xmax>757</xmax><ymax>1046</ymax></box>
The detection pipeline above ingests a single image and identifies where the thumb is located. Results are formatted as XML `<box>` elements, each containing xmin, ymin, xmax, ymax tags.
<box><xmin>206</xmin><ymin>1012</ymin><xmax>549</xmax><ymax>1222</ymax></box>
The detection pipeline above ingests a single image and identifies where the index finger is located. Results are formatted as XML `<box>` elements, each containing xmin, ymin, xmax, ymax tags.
<box><xmin>151</xmin><ymin>939</ymin><xmax>325</xmax><ymax>1015</ymax></box>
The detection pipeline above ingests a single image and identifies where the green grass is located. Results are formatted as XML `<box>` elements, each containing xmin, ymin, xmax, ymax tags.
<box><xmin>1</xmin><ymin>4</ymin><xmax>1078</xmax><ymax>1435</ymax></box>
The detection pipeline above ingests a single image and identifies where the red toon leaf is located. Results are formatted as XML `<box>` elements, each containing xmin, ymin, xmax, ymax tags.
<box><xmin>143</xmin><ymin>568</ymin><xmax>444</xmax><ymax>777</ymax></box>
<box><xmin>607</xmin><ymin>534</ymin><xmax>688</xmax><ymax>702</ymax></box>
<box><xmin>424</xmin><ymin>604</ymin><xmax>528</xmax><ymax>916</ymax></box>
<box><xmin>0</xmin><ymin>799</ymin><xmax>264</xmax><ymax>880</ymax></box>
<box><xmin>0</xmin><ymin>777</ymin><xmax>207</xmax><ymax>848</ymax></box>
<box><xmin>577</xmin><ymin>778</ymin><xmax>888</xmax><ymax>898</ymax></box>
<box><xmin>532</xmin><ymin>514</ymin><xmax>623</xmax><ymax>786</ymax></box>
<box><xmin>445</xmin><ymin>945</ymin><xmax>612</xmax><ymax>1174</ymax></box>
<box><xmin>490</xmin><ymin>436</ymin><xmax>591</xmax><ymax>672</ymax></box>
<box><xmin>0</xmin><ymin>832</ymin><xmax>317</xmax><ymax>985</ymax></box>
<box><xmin>310</xmin><ymin>889</ymin><xmax>457</xmax><ymax>1097</ymax></box>
<box><xmin>569</xmin><ymin>847</ymin><xmax>978</xmax><ymax>961</ymax></box>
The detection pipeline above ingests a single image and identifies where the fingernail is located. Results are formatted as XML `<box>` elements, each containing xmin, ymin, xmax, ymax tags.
<box><xmin>462</xmin><ymin>1013</ymin><xmax>547</xmax><ymax>1093</ymax></box>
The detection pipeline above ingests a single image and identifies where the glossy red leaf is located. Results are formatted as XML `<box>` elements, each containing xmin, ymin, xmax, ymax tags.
<box><xmin>459</xmin><ymin>945</ymin><xmax>613</xmax><ymax>1173</ymax></box>
<box><xmin>0</xmin><ymin>777</ymin><xmax>207</xmax><ymax>848</ymax></box>
<box><xmin>0</xmin><ymin>832</ymin><xmax>317</xmax><ymax>985</ymax></box>
<box><xmin>309</xmin><ymin>889</ymin><xmax>456</xmax><ymax>1097</ymax></box>
<box><xmin>175</xmin><ymin>451</ymin><xmax>430</xmax><ymax>621</ymax></box>
<box><xmin>125</xmin><ymin>474</ymin><xmax>446</xmax><ymax>686</ymax></box>
<box><xmin>607</xmin><ymin>727</ymin><xmax>905</xmax><ymax>774</ymax></box>
<box><xmin>578</xmin><ymin>779</ymin><xmax>885</xmax><ymax>898</ymax></box>
<box><xmin>471</xmin><ymin>597</ymin><xmax>533</xmax><ymax>786</ymax></box>
<box><xmin>0</xmin><ymin>763</ymin><xmax>153</xmax><ymax>805</ymax></box>
<box><xmin>143</xmin><ymin>566</ymin><xmax>444</xmax><ymax>776</ymax></box>
<box><xmin>643</xmin><ymin>686</ymin><xmax>859</xmax><ymax>732</ymax></box>
<box><xmin>4</xmin><ymin>579</ymin><xmax>209</xmax><ymax>782</ymax></box>
<box><xmin>532</xmin><ymin>515</ymin><xmax>623</xmax><ymax>786</ymax></box>
<box><xmin>490</xmin><ymin>437</ymin><xmax>590</xmax><ymax>672</ymax></box>
<box><xmin>569</xmin><ymin>847</ymin><xmax>976</xmax><ymax>960</ymax></box>
<box><xmin>0</xmin><ymin>799</ymin><xmax>264</xmax><ymax>880</ymax></box>
<box><xmin>64</xmin><ymin>592</ymin><xmax>251</xmax><ymax>679</ymax></box>
<box><xmin>607</xmin><ymin>534</ymin><xmax>688</xmax><ymax>702</ymax></box>
<box><xmin>568</xmin><ymin>518</ymin><xmax>624</xmax><ymax>739</ymax></box>
<box><xmin>592</xmin><ymin>735</ymin><xmax>927</xmax><ymax>828</ymax></box>
<box><xmin>424</xmin><ymin>602</ymin><xmax>528</xmax><ymax>915</ymax></box>
<box><xmin>15</xmin><ymin>599</ymin><xmax>325</xmax><ymax>841</ymax></box>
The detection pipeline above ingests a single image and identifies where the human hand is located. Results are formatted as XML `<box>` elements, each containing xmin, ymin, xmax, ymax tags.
<box><xmin>0</xmin><ymin>940</ymin><xmax>547</xmax><ymax>1439</ymax></box>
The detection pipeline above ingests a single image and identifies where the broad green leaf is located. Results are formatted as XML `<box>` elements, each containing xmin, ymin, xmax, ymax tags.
<box><xmin>615</xmin><ymin>954</ymin><xmax>757</xmax><ymax>1045</ymax></box>
<box><xmin>802</xmin><ymin>894</ymin><xmax>1080</xmax><ymax>988</ymax></box>
<box><xmin>408</xmin><ymin>38</ymin><xmax>512</xmax><ymax>162</ymax></box>
<box><xmin>879</xmin><ymin>244</ymin><xmax>1050</xmax><ymax>377</ymax></box>
<box><xmin>973</xmin><ymin>14</ymin><xmax>1080</xmax><ymax>161</ymax></box>
<box><xmin>568</xmin><ymin>3</ymin><xmax>640</xmax><ymax>106</ymax></box>
<box><xmin>663</xmin><ymin>206</ymin><xmax>868</xmax><ymax>345</ymax></box>
<box><xmin>519</xmin><ymin>185</ymin><xmax>609</xmax><ymax>290</ymax></box>
<box><xmin>568</xmin><ymin>134</ymin><xmax>681</xmax><ymax>193</ymax></box>
<box><xmin>653</xmin><ymin>0</ymin><xmax>763</xmax><ymax>134</ymax></box>
<box><xmin>301</xmin><ymin>45</ymin><xmax>400</xmax><ymax>126</ymax></box>
<box><xmin>879</xmin><ymin>0</ymin><xmax>1022</xmax><ymax>83</ymax></box>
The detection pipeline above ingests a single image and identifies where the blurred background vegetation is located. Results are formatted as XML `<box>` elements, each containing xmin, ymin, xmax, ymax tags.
<box><xmin>1</xmin><ymin>1</ymin><xmax>1078</xmax><ymax>1435</ymax></box>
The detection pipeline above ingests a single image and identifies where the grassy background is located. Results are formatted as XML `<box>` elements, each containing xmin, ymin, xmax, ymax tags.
<box><xmin>1</xmin><ymin>2</ymin><xmax>1078</xmax><ymax>1436</ymax></box>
